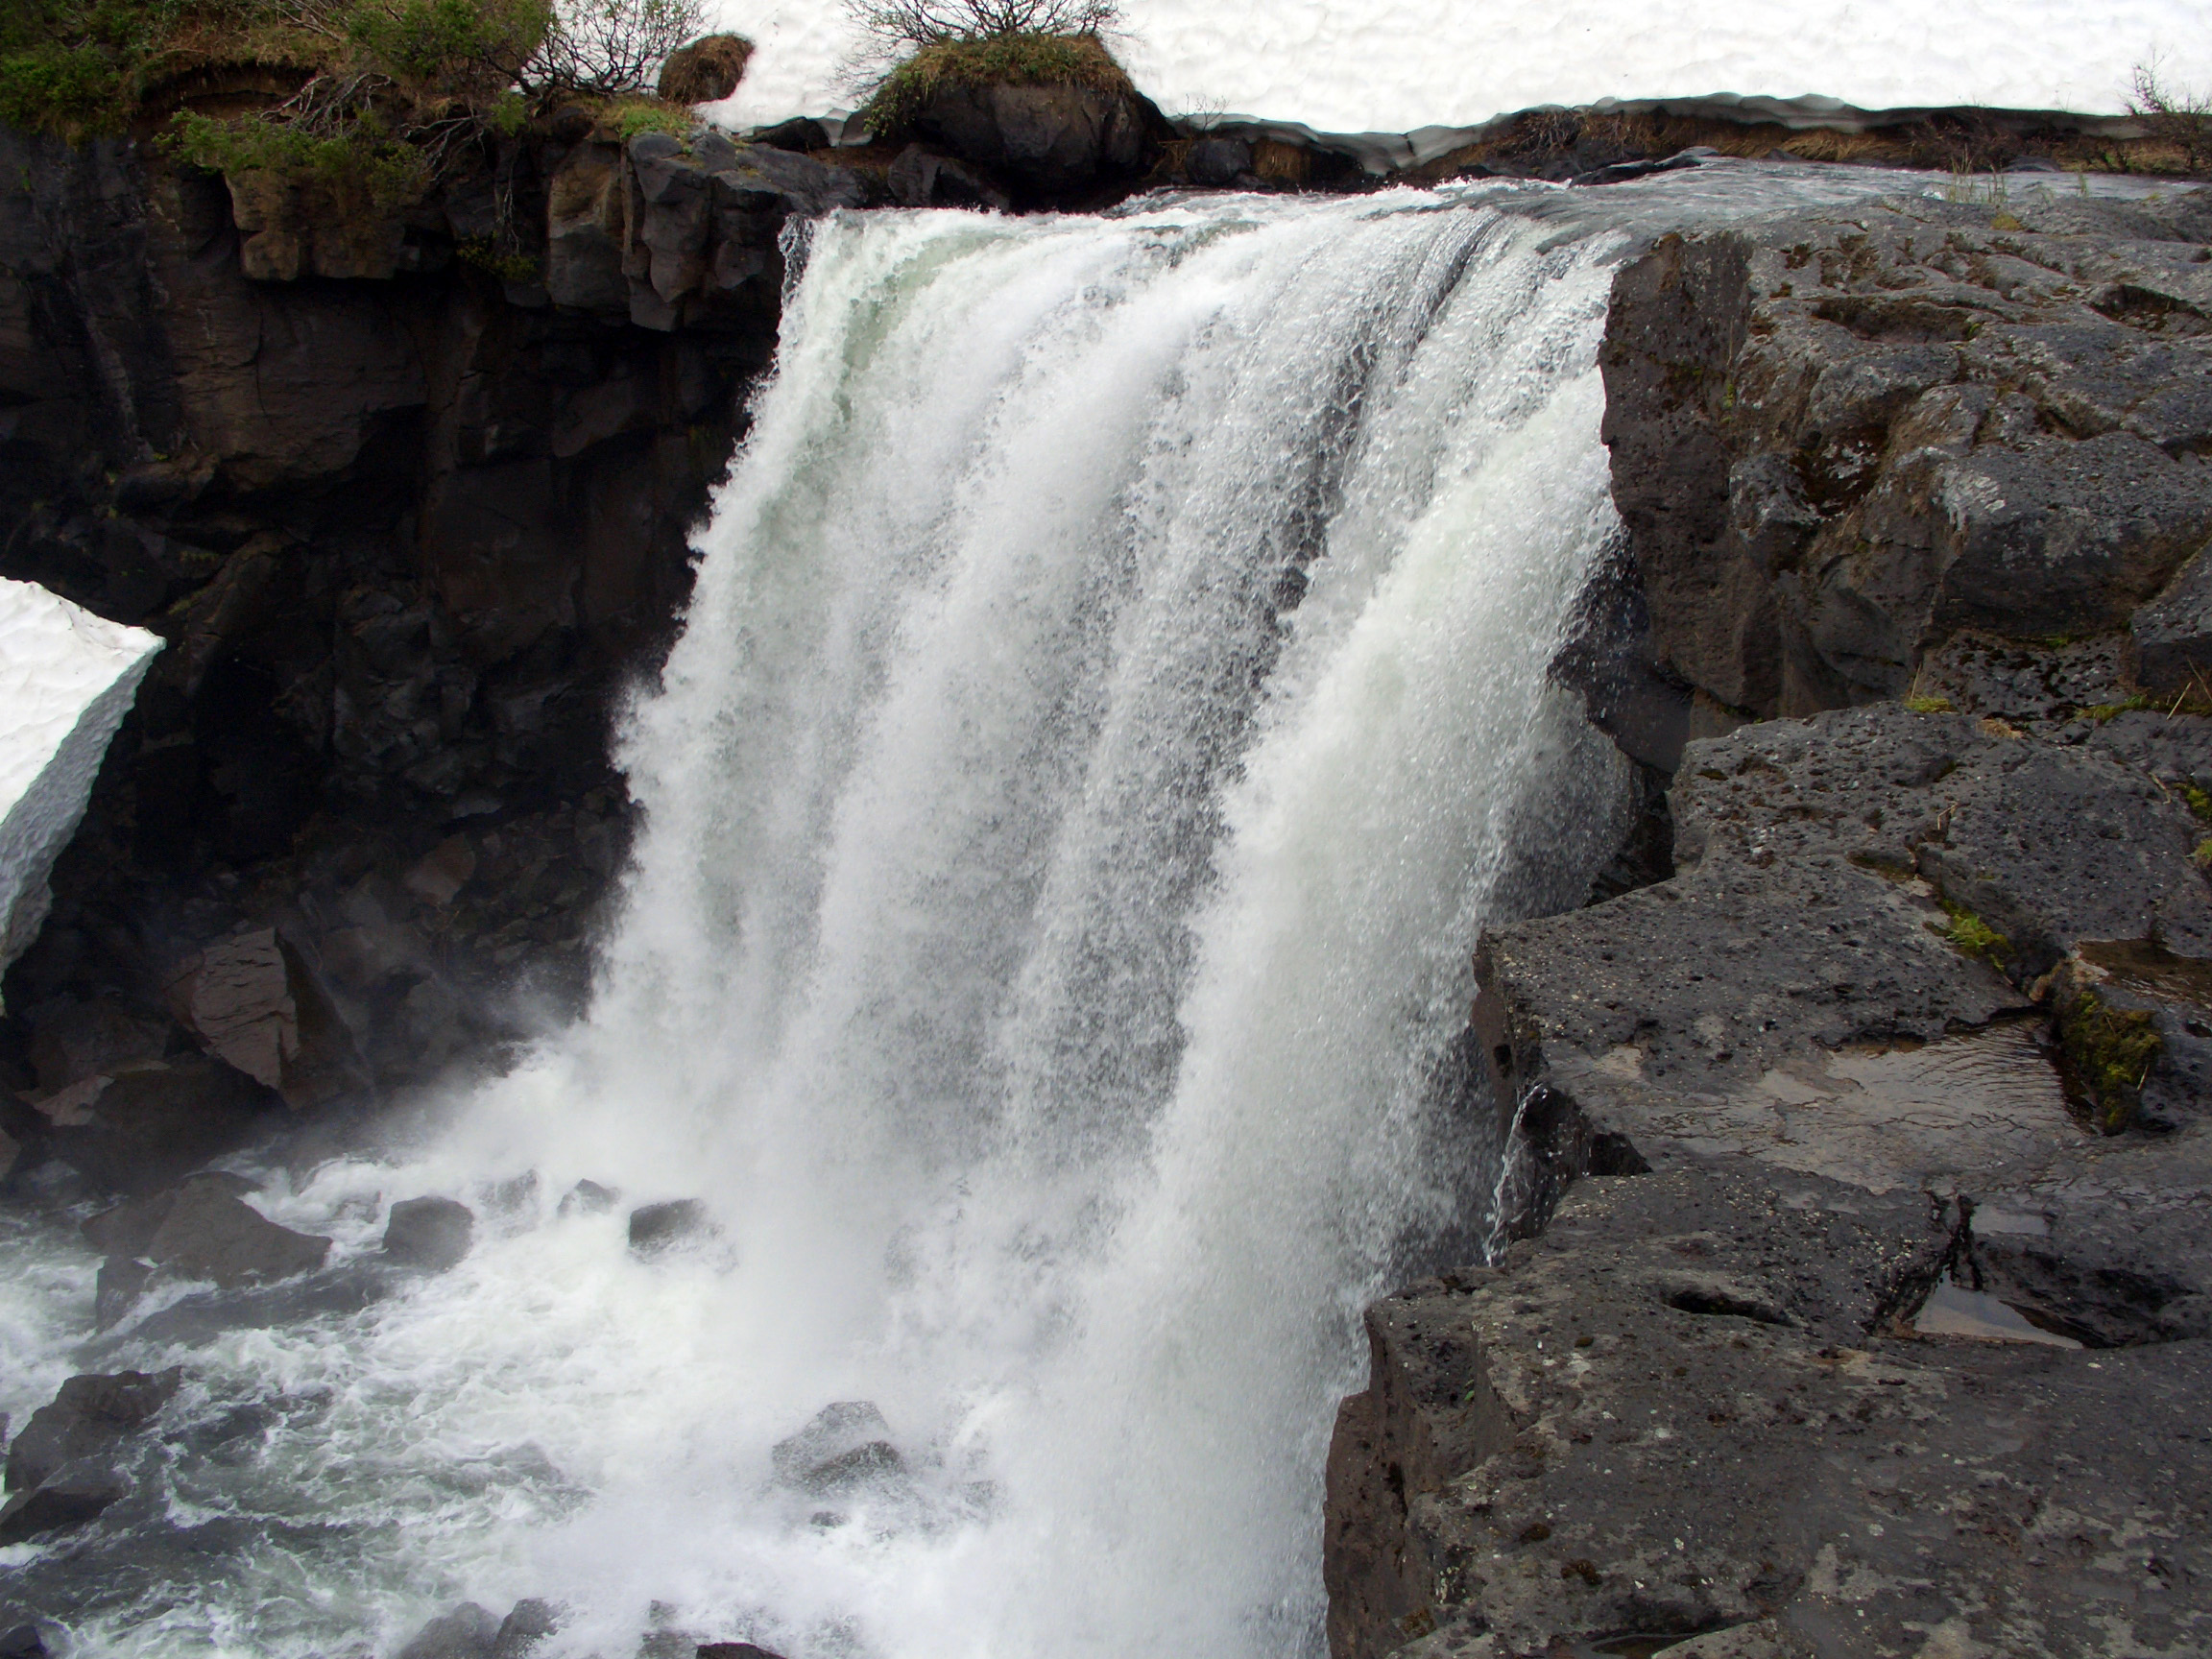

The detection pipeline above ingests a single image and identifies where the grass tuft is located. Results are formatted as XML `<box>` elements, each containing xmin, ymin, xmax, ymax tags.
<box><xmin>857</xmin><ymin>29</ymin><xmax>1129</xmax><ymax>139</ymax></box>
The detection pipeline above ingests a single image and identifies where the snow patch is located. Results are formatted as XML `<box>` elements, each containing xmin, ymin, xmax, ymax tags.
<box><xmin>0</xmin><ymin>579</ymin><xmax>161</xmax><ymax>1002</ymax></box>
<box><xmin>709</xmin><ymin>0</ymin><xmax>2203</xmax><ymax>136</ymax></box>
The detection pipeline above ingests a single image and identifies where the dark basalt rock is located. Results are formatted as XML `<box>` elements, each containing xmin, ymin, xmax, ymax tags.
<box><xmin>5</xmin><ymin>1369</ymin><xmax>180</xmax><ymax>1494</ymax></box>
<box><xmin>1184</xmin><ymin>136</ymin><xmax>1253</xmax><ymax>187</ymax></box>
<box><xmin>382</xmin><ymin>1195</ymin><xmax>477</xmax><ymax>1271</ymax></box>
<box><xmin>397</xmin><ymin>1602</ymin><xmax>500</xmax><ymax>1659</ymax></box>
<box><xmin>1599</xmin><ymin>190</ymin><xmax>2212</xmax><ymax>719</ymax></box>
<box><xmin>770</xmin><ymin>1401</ymin><xmax>901</xmax><ymax>1493</ymax></box>
<box><xmin>627</xmin><ymin>1198</ymin><xmax>713</xmax><ymax>1255</ymax></box>
<box><xmin>36</xmin><ymin>1056</ymin><xmax>283</xmax><ymax>1194</ymax></box>
<box><xmin>887</xmin><ymin>144</ymin><xmax>1012</xmax><ymax>212</ymax></box>
<box><xmin>84</xmin><ymin>1177</ymin><xmax>330</xmax><ymax>1289</ymax></box>
<box><xmin>1333</xmin><ymin>1166</ymin><xmax>2212</xmax><ymax>1659</ymax></box>
<box><xmin>0</xmin><ymin>1460</ymin><xmax>131</xmax><ymax>1545</ymax></box>
<box><xmin>908</xmin><ymin>81</ymin><xmax>1152</xmax><ymax>196</ymax></box>
<box><xmin>557</xmin><ymin>1178</ymin><xmax>619</xmax><ymax>1216</ymax></box>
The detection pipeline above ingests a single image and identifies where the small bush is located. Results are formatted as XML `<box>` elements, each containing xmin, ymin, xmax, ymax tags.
<box><xmin>536</xmin><ymin>0</ymin><xmax>702</xmax><ymax>95</ymax></box>
<box><xmin>2128</xmin><ymin>59</ymin><xmax>2211</xmax><ymax>175</ymax></box>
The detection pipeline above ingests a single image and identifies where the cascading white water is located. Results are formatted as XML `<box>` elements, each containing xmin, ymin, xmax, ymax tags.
<box><xmin>9</xmin><ymin>184</ymin><xmax>1659</xmax><ymax>1659</ymax></box>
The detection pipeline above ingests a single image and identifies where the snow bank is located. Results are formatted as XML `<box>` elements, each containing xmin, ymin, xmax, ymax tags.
<box><xmin>0</xmin><ymin>579</ymin><xmax>161</xmax><ymax>1003</ymax></box>
<box><xmin>712</xmin><ymin>0</ymin><xmax>2206</xmax><ymax>136</ymax></box>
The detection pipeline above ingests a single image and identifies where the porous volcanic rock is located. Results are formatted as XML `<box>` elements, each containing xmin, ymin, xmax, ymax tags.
<box><xmin>1599</xmin><ymin>189</ymin><xmax>2212</xmax><ymax>720</ymax></box>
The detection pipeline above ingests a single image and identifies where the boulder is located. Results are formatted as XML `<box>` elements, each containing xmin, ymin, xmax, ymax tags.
<box><xmin>910</xmin><ymin>82</ymin><xmax>1149</xmax><ymax>193</ymax></box>
<box><xmin>382</xmin><ymin>1196</ymin><xmax>476</xmax><ymax>1271</ymax></box>
<box><xmin>657</xmin><ymin>34</ymin><xmax>753</xmax><ymax>105</ymax></box>
<box><xmin>751</xmin><ymin>118</ymin><xmax>830</xmax><ymax>155</ymax></box>
<box><xmin>38</xmin><ymin>1054</ymin><xmax>279</xmax><ymax>1193</ymax></box>
<box><xmin>557</xmin><ymin>1178</ymin><xmax>618</xmax><ymax>1216</ymax></box>
<box><xmin>397</xmin><ymin>1602</ymin><xmax>500</xmax><ymax>1659</ymax></box>
<box><xmin>0</xmin><ymin>1459</ymin><xmax>130</xmax><ymax>1545</ymax></box>
<box><xmin>0</xmin><ymin>1626</ymin><xmax>48</xmax><ymax>1658</ymax></box>
<box><xmin>627</xmin><ymin>1198</ymin><xmax>713</xmax><ymax>1255</ymax></box>
<box><xmin>1183</xmin><ymin>136</ymin><xmax>1251</xmax><ymax>187</ymax></box>
<box><xmin>886</xmin><ymin>145</ymin><xmax>1010</xmax><ymax>212</ymax></box>
<box><xmin>696</xmin><ymin>1647</ymin><xmax>788</xmax><ymax>1659</ymax></box>
<box><xmin>21</xmin><ymin>996</ymin><xmax>167</xmax><ymax>1094</ymax></box>
<box><xmin>770</xmin><ymin>1401</ymin><xmax>902</xmax><ymax>1493</ymax></box>
<box><xmin>84</xmin><ymin>1175</ymin><xmax>330</xmax><ymax>1289</ymax></box>
<box><xmin>164</xmin><ymin>926</ymin><xmax>364</xmax><ymax>1109</ymax></box>
<box><xmin>5</xmin><ymin>1368</ymin><xmax>179</xmax><ymax>1493</ymax></box>
<box><xmin>493</xmin><ymin>1599</ymin><xmax>560</xmax><ymax>1657</ymax></box>
<box><xmin>2130</xmin><ymin>540</ymin><xmax>2212</xmax><ymax>694</ymax></box>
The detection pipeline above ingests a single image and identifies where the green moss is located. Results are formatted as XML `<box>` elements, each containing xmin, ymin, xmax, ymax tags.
<box><xmin>2080</xmin><ymin>694</ymin><xmax>2153</xmax><ymax>723</ymax></box>
<box><xmin>455</xmin><ymin>235</ymin><xmax>540</xmax><ymax>281</ymax></box>
<box><xmin>2059</xmin><ymin>990</ymin><xmax>2160</xmax><ymax>1134</ymax></box>
<box><xmin>2196</xmin><ymin>836</ymin><xmax>2212</xmax><ymax>867</ymax></box>
<box><xmin>611</xmin><ymin>97</ymin><xmax>692</xmax><ymax>142</ymax></box>
<box><xmin>1928</xmin><ymin>899</ymin><xmax>2010</xmax><ymax>969</ymax></box>
<box><xmin>2180</xmin><ymin>781</ymin><xmax>2212</xmax><ymax>822</ymax></box>
<box><xmin>167</xmin><ymin>109</ymin><xmax>429</xmax><ymax>213</ymax></box>
<box><xmin>1903</xmin><ymin>693</ymin><xmax>1955</xmax><ymax>714</ymax></box>
<box><xmin>858</xmin><ymin>30</ymin><xmax>1132</xmax><ymax>140</ymax></box>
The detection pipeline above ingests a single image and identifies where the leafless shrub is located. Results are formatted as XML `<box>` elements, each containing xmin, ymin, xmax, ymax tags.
<box><xmin>533</xmin><ymin>0</ymin><xmax>705</xmax><ymax>95</ymax></box>
<box><xmin>848</xmin><ymin>0</ymin><xmax>1118</xmax><ymax>57</ymax></box>
<box><xmin>2128</xmin><ymin>58</ymin><xmax>2212</xmax><ymax>175</ymax></box>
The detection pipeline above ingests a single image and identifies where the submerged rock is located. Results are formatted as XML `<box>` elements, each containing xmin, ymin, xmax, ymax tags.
<box><xmin>627</xmin><ymin>1198</ymin><xmax>713</xmax><ymax>1255</ymax></box>
<box><xmin>770</xmin><ymin>1401</ymin><xmax>906</xmax><ymax>1496</ymax></box>
<box><xmin>5</xmin><ymin>1368</ymin><xmax>180</xmax><ymax>1494</ymax></box>
<box><xmin>382</xmin><ymin>1196</ymin><xmax>476</xmax><ymax>1271</ymax></box>
<box><xmin>85</xmin><ymin>1176</ymin><xmax>330</xmax><ymax>1290</ymax></box>
<box><xmin>397</xmin><ymin>1602</ymin><xmax>500</xmax><ymax>1659</ymax></box>
<box><xmin>557</xmin><ymin>1179</ymin><xmax>619</xmax><ymax>1217</ymax></box>
<box><xmin>0</xmin><ymin>1459</ymin><xmax>130</xmax><ymax>1544</ymax></box>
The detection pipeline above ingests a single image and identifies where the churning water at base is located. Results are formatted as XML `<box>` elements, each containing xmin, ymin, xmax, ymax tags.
<box><xmin>12</xmin><ymin>185</ymin><xmax>1660</xmax><ymax>1659</ymax></box>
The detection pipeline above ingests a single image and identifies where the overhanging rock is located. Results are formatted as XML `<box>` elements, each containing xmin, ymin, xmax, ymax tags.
<box><xmin>0</xmin><ymin>578</ymin><xmax>160</xmax><ymax>1004</ymax></box>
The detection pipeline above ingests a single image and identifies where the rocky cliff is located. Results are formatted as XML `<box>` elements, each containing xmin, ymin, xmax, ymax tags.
<box><xmin>0</xmin><ymin>116</ymin><xmax>874</xmax><ymax>1179</ymax></box>
<box><xmin>1325</xmin><ymin>189</ymin><xmax>2212</xmax><ymax>1658</ymax></box>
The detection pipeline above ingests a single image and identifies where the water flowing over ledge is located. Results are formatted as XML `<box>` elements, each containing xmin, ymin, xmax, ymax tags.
<box><xmin>3</xmin><ymin>188</ymin><xmax>1634</xmax><ymax>1658</ymax></box>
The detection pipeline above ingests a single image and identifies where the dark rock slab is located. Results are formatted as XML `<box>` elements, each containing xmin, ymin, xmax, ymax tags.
<box><xmin>36</xmin><ymin>1055</ymin><xmax>281</xmax><ymax>1194</ymax></box>
<box><xmin>1332</xmin><ymin>1165</ymin><xmax>2212</xmax><ymax>1659</ymax></box>
<box><xmin>909</xmin><ymin>81</ymin><xmax>1150</xmax><ymax>193</ymax></box>
<box><xmin>5</xmin><ymin>1368</ymin><xmax>179</xmax><ymax>1493</ymax></box>
<box><xmin>1185</xmin><ymin>136</ymin><xmax>1253</xmax><ymax>187</ymax></box>
<box><xmin>382</xmin><ymin>1196</ymin><xmax>476</xmax><ymax>1271</ymax></box>
<box><xmin>0</xmin><ymin>1460</ymin><xmax>130</xmax><ymax>1545</ymax></box>
<box><xmin>86</xmin><ymin>1176</ymin><xmax>329</xmax><ymax>1289</ymax></box>
<box><xmin>2130</xmin><ymin>540</ymin><xmax>2212</xmax><ymax>694</ymax></box>
<box><xmin>398</xmin><ymin>1602</ymin><xmax>500</xmax><ymax>1659</ymax></box>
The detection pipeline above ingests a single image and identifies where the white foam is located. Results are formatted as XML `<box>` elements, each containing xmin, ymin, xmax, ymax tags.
<box><xmin>0</xmin><ymin>578</ymin><xmax>161</xmax><ymax>998</ymax></box>
<box><xmin>712</xmin><ymin>0</ymin><xmax>2206</xmax><ymax>134</ymax></box>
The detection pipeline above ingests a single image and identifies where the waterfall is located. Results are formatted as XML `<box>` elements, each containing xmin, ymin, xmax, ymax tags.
<box><xmin>42</xmin><ymin>188</ymin><xmax>1642</xmax><ymax>1659</ymax></box>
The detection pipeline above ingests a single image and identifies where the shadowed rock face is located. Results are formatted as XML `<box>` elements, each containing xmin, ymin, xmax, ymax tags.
<box><xmin>0</xmin><ymin>121</ymin><xmax>805</xmax><ymax>1150</ymax></box>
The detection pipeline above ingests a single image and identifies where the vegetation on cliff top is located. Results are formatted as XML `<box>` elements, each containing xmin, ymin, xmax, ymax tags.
<box><xmin>848</xmin><ymin>0</ymin><xmax>1132</xmax><ymax>140</ymax></box>
<box><xmin>1</xmin><ymin>0</ymin><xmax>708</xmax><ymax>170</ymax></box>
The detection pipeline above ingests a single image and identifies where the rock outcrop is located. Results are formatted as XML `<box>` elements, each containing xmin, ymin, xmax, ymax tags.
<box><xmin>1327</xmin><ymin>186</ymin><xmax>2212</xmax><ymax>1659</ymax></box>
<box><xmin>1599</xmin><ymin>190</ymin><xmax>2212</xmax><ymax>722</ymax></box>
<box><xmin>0</xmin><ymin>112</ymin><xmax>866</xmax><ymax>1182</ymax></box>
